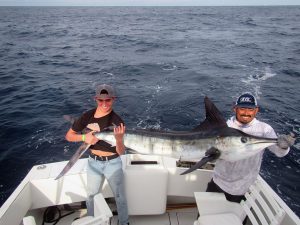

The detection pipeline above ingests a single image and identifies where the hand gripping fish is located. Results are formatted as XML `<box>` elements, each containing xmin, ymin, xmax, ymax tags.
<box><xmin>55</xmin><ymin>96</ymin><xmax>284</xmax><ymax>179</ymax></box>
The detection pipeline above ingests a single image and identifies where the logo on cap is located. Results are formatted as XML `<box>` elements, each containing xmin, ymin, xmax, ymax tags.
<box><xmin>240</xmin><ymin>97</ymin><xmax>253</xmax><ymax>103</ymax></box>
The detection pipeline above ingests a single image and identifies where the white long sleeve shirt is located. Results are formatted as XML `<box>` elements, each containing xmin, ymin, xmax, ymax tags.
<box><xmin>212</xmin><ymin>116</ymin><xmax>289</xmax><ymax>195</ymax></box>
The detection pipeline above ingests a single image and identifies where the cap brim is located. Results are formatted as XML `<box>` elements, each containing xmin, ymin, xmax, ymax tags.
<box><xmin>235</xmin><ymin>104</ymin><xmax>257</xmax><ymax>108</ymax></box>
<box><xmin>95</xmin><ymin>94</ymin><xmax>115</xmax><ymax>99</ymax></box>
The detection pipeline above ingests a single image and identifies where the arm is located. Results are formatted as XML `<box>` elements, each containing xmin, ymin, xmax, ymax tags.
<box><xmin>268</xmin><ymin>144</ymin><xmax>290</xmax><ymax>157</ymax></box>
<box><xmin>269</xmin><ymin>133</ymin><xmax>295</xmax><ymax>157</ymax></box>
<box><xmin>65</xmin><ymin>128</ymin><xmax>99</xmax><ymax>145</ymax></box>
<box><xmin>264</xmin><ymin>126</ymin><xmax>295</xmax><ymax>157</ymax></box>
<box><xmin>114</xmin><ymin>123</ymin><xmax>126</xmax><ymax>155</ymax></box>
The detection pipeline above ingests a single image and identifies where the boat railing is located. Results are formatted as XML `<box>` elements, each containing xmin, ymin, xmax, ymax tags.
<box><xmin>194</xmin><ymin>179</ymin><xmax>287</xmax><ymax>225</ymax></box>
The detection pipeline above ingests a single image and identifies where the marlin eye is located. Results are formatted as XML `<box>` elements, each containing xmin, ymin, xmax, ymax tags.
<box><xmin>241</xmin><ymin>137</ymin><xmax>247</xmax><ymax>143</ymax></box>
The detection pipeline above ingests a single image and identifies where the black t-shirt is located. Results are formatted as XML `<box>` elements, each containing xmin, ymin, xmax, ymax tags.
<box><xmin>72</xmin><ymin>108</ymin><xmax>124</xmax><ymax>153</ymax></box>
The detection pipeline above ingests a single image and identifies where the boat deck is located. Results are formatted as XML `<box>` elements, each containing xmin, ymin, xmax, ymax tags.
<box><xmin>27</xmin><ymin>200</ymin><xmax>258</xmax><ymax>225</ymax></box>
<box><xmin>32</xmin><ymin>202</ymin><xmax>199</xmax><ymax>225</ymax></box>
<box><xmin>112</xmin><ymin>208</ymin><xmax>197</xmax><ymax>225</ymax></box>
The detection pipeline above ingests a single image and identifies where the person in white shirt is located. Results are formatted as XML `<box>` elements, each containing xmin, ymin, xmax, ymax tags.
<box><xmin>207</xmin><ymin>93</ymin><xmax>296</xmax><ymax>204</ymax></box>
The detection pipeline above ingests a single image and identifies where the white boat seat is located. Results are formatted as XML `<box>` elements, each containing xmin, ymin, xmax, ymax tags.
<box><xmin>195</xmin><ymin>213</ymin><xmax>243</xmax><ymax>225</ymax></box>
<box><xmin>71</xmin><ymin>193</ymin><xmax>113</xmax><ymax>225</ymax></box>
<box><xmin>22</xmin><ymin>216</ymin><xmax>37</xmax><ymax>225</ymax></box>
<box><xmin>194</xmin><ymin>180</ymin><xmax>286</xmax><ymax>225</ymax></box>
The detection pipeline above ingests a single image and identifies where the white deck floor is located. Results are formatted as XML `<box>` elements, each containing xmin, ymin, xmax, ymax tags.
<box><xmin>41</xmin><ymin>204</ymin><xmax>199</xmax><ymax>225</ymax></box>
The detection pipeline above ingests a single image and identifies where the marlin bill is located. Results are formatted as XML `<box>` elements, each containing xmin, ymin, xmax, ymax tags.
<box><xmin>55</xmin><ymin>96</ymin><xmax>278</xmax><ymax>179</ymax></box>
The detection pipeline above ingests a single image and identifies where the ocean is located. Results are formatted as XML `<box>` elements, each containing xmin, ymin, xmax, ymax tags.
<box><xmin>0</xmin><ymin>6</ymin><xmax>299</xmax><ymax>216</ymax></box>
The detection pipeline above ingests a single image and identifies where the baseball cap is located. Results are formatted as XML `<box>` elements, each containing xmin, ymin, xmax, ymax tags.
<box><xmin>235</xmin><ymin>93</ymin><xmax>258</xmax><ymax>108</ymax></box>
<box><xmin>95</xmin><ymin>84</ymin><xmax>116</xmax><ymax>99</ymax></box>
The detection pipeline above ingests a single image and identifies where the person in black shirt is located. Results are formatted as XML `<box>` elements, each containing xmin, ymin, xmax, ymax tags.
<box><xmin>65</xmin><ymin>84</ymin><xmax>129</xmax><ymax>225</ymax></box>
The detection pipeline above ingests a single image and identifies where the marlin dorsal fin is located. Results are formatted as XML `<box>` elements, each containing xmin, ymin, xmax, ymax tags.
<box><xmin>193</xmin><ymin>96</ymin><xmax>227</xmax><ymax>132</ymax></box>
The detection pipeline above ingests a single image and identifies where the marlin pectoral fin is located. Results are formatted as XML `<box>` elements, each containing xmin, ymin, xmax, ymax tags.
<box><xmin>180</xmin><ymin>147</ymin><xmax>220</xmax><ymax>175</ymax></box>
<box><xmin>55</xmin><ymin>143</ymin><xmax>91</xmax><ymax>180</ymax></box>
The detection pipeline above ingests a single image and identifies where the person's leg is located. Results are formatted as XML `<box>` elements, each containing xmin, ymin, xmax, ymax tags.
<box><xmin>86</xmin><ymin>158</ymin><xmax>105</xmax><ymax>216</ymax></box>
<box><xmin>224</xmin><ymin>192</ymin><xmax>245</xmax><ymax>203</ymax></box>
<box><xmin>206</xmin><ymin>179</ymin><xmax>224</xmax><ymax>193</ymax></box>
<box><xmin>105</xmin><ymin>158</ymin><xmax>129</xmax><ymax>225</ymax></box>
<box><xmin>206</xmin><ymin>179</ymin><xmax>245</xmax><ymax>202</ymax></box>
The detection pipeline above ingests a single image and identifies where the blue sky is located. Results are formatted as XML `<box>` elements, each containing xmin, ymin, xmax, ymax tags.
<box><xmin>0</xmin><ymin>0</ymin><xmax>299</xmax><ymax>6</ymax></box>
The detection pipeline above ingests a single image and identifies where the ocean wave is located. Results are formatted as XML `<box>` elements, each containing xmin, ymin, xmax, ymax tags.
<box><xmin>240</xmin><ymin>18</ymin><xmax>257</xmax><ymax>26</ymax></box>
<box><xmin>280</xmin><ymin>69</ymin><xmax>300</xmax><ymax>77</ymax></box>
<box><xmin>237</xmin><ymin>42</ymin><xmax>261</xmax><ymax>50</ymax></box>
<box><xmin>239</xmin><ymin>66</ymin><xmax>277</xmax><ymax>99</ymax></box>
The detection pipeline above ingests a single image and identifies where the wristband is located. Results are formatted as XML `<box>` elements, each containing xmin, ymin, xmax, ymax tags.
<box><xmin>82</xmin><ymin>134</ymin><xmax>86</xmax><ymax>142</ymax></box>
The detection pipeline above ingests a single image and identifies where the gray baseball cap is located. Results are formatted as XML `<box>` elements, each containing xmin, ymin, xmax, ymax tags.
<box><xmin>95</xmin><ymin>84</ymin><xmax>116</xmax><ymax>99</ymax></box>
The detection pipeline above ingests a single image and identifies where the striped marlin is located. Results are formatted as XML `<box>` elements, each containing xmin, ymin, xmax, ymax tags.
<box><xmin>55</xmin><ymin>96</ymin><xmax>278</xmax><ymax>179</ymax></box>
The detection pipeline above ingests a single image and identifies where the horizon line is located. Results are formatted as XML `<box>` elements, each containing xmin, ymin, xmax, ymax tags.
<box><xmin>0</xmin><ymin>4</ymin><xmax>299</xmax><ymax>6</ymax></box>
